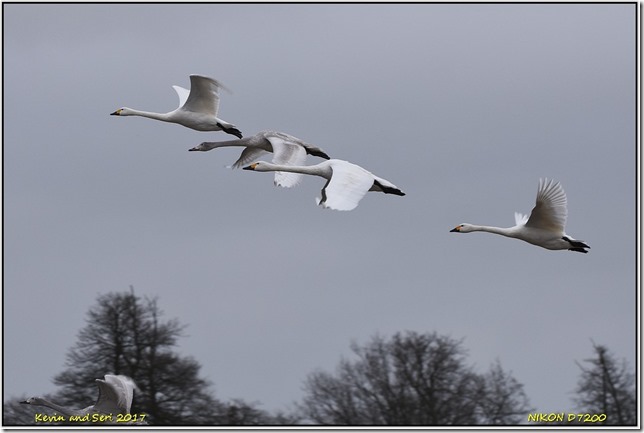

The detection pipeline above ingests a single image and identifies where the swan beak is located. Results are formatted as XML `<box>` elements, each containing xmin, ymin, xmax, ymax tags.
<box><xmin>19</xmin><ymin>400</ymin><xmax>29</xmax><ymax>405</ymax></box>
<box><xmin>188</xmin><ymin>147</ymin><xmax>198</xmax><ymax>152</ymax></box>
<box><xmin>110</xmin><ymin>110</ymin><xmax>121</xmax><ymax>116</ymax></box>
<box><xmin>450</xmin><ymin>226</ymin><xmax>461</xmax><ymax>232</ymax></box>
<box><xmin>243</xmin><ymin>163</ymin><xmax>258</xmax><ymax>171</ymax></box>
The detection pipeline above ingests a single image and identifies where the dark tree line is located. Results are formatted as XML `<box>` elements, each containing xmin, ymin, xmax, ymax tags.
<box><xmin>4</xmin><ymin>288</ymin><xmax>637</xmax><ymax>426</ymax></box>
<box><xmin>5</xmin><ymin>288</ymin><xmax>293</xmax><ymax>426</ymax></box>
<box><xmin>573</xmin><ymin>341</ymin><xmax>637</xmax><ymax>425</ymax></box>
<box><xmin>299</xmin><ymin>332</ymin><xmax>532</xmax><ymax>425</ymax></box>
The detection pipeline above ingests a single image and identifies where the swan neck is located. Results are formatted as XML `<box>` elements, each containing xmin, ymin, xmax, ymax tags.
<box><xmin>128</xmin><ymin>109</ymin><xmax>170</xmax><ymax>121</ymax></box>
<box><xmin>263</xmin><ymin>163</ymin><xmax>318</xmax><ymax>175</ymax></box>
<box><xmin>469</xmin><ymin>225</ymin><xmax>514</xmax><ymax>237</ymax></box>
<box><xmin>199</xmin><ymin>138</ymin><xmax>248</xmax><ymax>150</ymax></box>
<box><xmin>35</xmin><ymin>398</ymin><xmax>78</xmax><ymax>417</ymax></box>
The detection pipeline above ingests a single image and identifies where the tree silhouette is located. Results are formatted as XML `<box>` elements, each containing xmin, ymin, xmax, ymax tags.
<box><xmin>4</xmin><ymin>287</ymin><xmax>299</xmax><ymax>426</ymax></box>
<box><xmin>50</xmin><ymin>287</ymin><xmax>221</xmax><ymax>425</ymax></box>
<box><xmin>573</xmin><ymin>341</ymin><xmax>636</xmax><ymax>425</ymax></box>
<box><xmin>476</xmin><ymin>359</ymin><xmax>533</xmax><ymax>424</ymax></box>
<box><xmin>298</xmin><ymin>331</ymin><xmax>532</xmax><ymax>425</ymax></box>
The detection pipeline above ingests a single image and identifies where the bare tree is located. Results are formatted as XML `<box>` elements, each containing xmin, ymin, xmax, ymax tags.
<box><xmin>5</xmin><ymin>287</ymin><xmax>300</xmax><ymax>426</ymax></box>
<box><xmin>476</xmin><ymin>359</ymin><xmax>532</xmax><ymax>424</ymax></box>
<box><xmin>52</xmin><ymin>288</ymin><xmax>222</xmax><ymax>425</ymax></box>
<box><xmin>299</xmin><ymin>331</ymin><xmax>531</xmax><ymax>425</ymax></box>
<box><xmin>573</xmin><ymin>341</ymin><xmax>637</xmax><ymax>425</ymax></box>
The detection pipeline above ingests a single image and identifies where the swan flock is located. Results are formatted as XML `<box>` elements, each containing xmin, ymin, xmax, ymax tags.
<box><xmin>110</xmin><ymin>74</ymin><xmax>589</xmax><ymax>252</ymax></box>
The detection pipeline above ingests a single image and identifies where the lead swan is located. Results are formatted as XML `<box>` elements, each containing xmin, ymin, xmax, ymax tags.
<box><xmin>450</xmin><ymin>178</ymin><xmax>590</xmax><ymax>253</ymax></box>
<box><xmin>189</xmin><ymin>130</ymin><xmax>330</xmax><ymax>188</ymax></box>
<box><xmin>243</xmin><ymin>159</ymin><xmax>405</xmax><ymax>211</ymax></box>
<box><xmin>21</xmin><ymin>374</ymin><xmax>137</xmax><ymax>417</ymax></box>
<box><xmin>111</xmin><ymin>74</ymin><xmax>242</xmax><ymax>138</ymax></box>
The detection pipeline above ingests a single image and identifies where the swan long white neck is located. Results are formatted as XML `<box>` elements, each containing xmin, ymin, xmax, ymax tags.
<box><xmin>125</xmin><ymin>109</ymin><xmax>172</xmax><ymax>122</ymax></box>
<box><xmin>31</xmin><ymin>398</ymin><xmax>80</xmax><ymax>417</ymax></box>
<box><xmin>198</xmin><ymin>137</ymin><xmax>252</xmax><ymax>150</ymax></box>
<box><xmin>467</xmin><ymin>224</ymin><xmax>516</xmax><ymax>237</ymax></box>
<box><xmin>256</xmin><ymin>163</ymin><xmax>326</xmax><ymax>178</ymax></box>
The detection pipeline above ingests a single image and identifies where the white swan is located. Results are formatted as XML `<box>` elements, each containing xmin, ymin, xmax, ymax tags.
<box><xmin>450</xmin><ymin>178</ymin><xmax>590</xmax><ymax>253</ymax></box>
<box><xmin>243</xmin><ymin>159</ymin><xmax>405</xmax><ymax>211</ymax></box>
<box><xmin>21</xmin><ymin>374</ymin><xmax>136</xmax><ymax>417</ymax></box>
<box><xmin>111</xmin><ymin>74</ymin><xmax>242</xmax><ymax>138</ymax></box>
<box><xmin>189</xmin><ymin>130</ymin><xmax>330</xmax><ymax>188</ymax></box>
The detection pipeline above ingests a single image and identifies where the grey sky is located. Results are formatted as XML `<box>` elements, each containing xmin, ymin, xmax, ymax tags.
<box><xmin>4</xmin><ymin>3</ymin><xmax>637</xmax><ymax>420</ymax></box>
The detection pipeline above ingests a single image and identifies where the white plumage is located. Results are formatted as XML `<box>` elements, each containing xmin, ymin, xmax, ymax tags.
<box><xmin>189</xmin><ymin>130</ymin><xmax>330</xmax><ymax>188</ymax></box>
<box><xmin>243</xmin><ymin>159</ymin><xmax>405</xmax><ymax>211</ymax></box>
<box><xmin>450</xmin><ymin>178</ymin><xmax>590</xmax><ymax>253</ymax></box>
<box><xmin>111</xmin><ymin>74</ymin><xmax>242</xmax><ymax>138</ymax></box>
<box><xmin>21</xmin><ymin>374</ymin><xmax>137</xmax><ymax>417</ymax></box>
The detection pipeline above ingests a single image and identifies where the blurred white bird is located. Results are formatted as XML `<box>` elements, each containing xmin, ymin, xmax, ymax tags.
<box><xmin>189</xmin><ymin>130</ymin><xmax>330</xmax><ymax>188</ymax></box>
<box><xmin>450</xmin><ymin>178</ymin><xmax>590</xmax><ymax>253</ymax></box>
<box><xmin>243</xmin><ymin>159</ymin><xmax>405</xmax><ymax>211</ymax></box>
<box><xmin>111</xmin><ymin>74</ymin><xmax>242</xmax><ymax>138</ymax></box>
<box><xmin>21</xmin><ymin>374</ymin><xmax>137</xmax><ymax>417</ymax></box>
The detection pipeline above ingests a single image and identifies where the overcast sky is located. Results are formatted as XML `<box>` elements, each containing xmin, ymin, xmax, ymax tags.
<box><xmin>4</xmin><ymin>3</ymin><xmax>637</xmax><ymax>422</ymax></box>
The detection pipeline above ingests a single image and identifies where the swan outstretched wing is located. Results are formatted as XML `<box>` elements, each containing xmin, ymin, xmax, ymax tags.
<box><xmin>172</xmin><ymin>86</ymin><xmax>190</xmax><ymax>109</ymax></box>
<box><xmin>318</xmin><ymin>162</ymin><xmax>374</xmax><ymax>211</ymax></box>
<box><xmin>94</xmin><ymin>378</ymin><xmax>125</xmax><ymax>414</ymax></box>
<box><xmin>94</xmin><ymin>375</ymin><xmax>134</xmax><ymax>414</ymax></box>
<box><xmin>525</xmin><ymin>178</ymin><xmax>568</xmax><ymax>233</ymax></box>
<box><xmin>231</xmin><ymin>147</ymin><xmax>269</xmax><ymax>169</ymax></box>
<box><xmin>181</xmin><ymin>75</ymin><xmax>223</xmax><ymax>116</ymax></box>
<box><xmin>266</xmin><ymin>135</ymin><xmax>308</xmax><ymax>188</ymax></box>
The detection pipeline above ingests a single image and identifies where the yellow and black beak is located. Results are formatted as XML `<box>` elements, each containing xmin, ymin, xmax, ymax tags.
<box><xmin>450</xmin><ymin>226</ymin><xmax>461</xmax><ymax>233</ymax></box>
<box><xmin>110</xmin><ymin>109</ymin><xmax>121</xmax><ymax>116</ymax></box>
<box><xmin>243</xmin><ymin>163</ymin><xmax>259</xmax><ymax>171</ymax></box>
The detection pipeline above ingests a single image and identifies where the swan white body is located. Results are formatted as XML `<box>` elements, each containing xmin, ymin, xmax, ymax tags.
<box><xmin>450</xmin><ymin>178</ymin><xmax>590</xmax><ymax>253</ymax></box>
<box><xmin>21</xmin><ymin>374</ymin><xmax>136</xmax><ymax>417</ymax></box>
<box><xmin>243</xmin><ymin>159</ymin><xmax>405</xmax><ymax>211</ymax></box>
<box><xmin>111</xmin><ymin>74</ymin><xmax>242</xmax><ymax>138</ymax></box>
<box><xmin>189</xmin><ymin>130</ymin><xmax>330</xmax><ymax>188</ymax></box>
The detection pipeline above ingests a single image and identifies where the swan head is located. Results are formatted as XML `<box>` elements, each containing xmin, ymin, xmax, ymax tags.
<box><xmin>110</xmin><ymin>108</ymin><xmax>132</xmax><ymax>116</ymax></box>
<box><xmin>450</xmin><ymin>224</ymin><xmax>474</xmax><ymax>233</ymax></box>
<box><xmin>20</xmin><ymin>397</ymin><xmax>42</xmax><ymax>405</ymax></box>
<box><xmin>242</xmin><ymin>162</ymin><xmax>272</xmax><ymax>172</ymax></box>
<box><xmin>188</xmin><ymin>142</ymin><xmax>214</xmax><ymax>152</ymax></box>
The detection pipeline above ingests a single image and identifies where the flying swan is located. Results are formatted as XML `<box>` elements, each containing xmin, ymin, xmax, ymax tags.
<box><xmin>450</xmin><ymin>178</ymin><xmax>590</xmax><ymax>253</ymax></box>
<box><xmin>243</xmin><ymin>159</ymin><xmax>405</xmax><ymax>211</ymax></box>
<box><xmin>111</xmin><ymin>74</ymin><xmax>242</xmax><ymax>138</ymax></box>
<box><xmin>189</xmin><ymin>130</ymin><xmax>330</xmax><ymax>188</ymax></box>
<box><xmin>21</xmin><ymin>374</ymin><xmax>137</xmax><ymax>418</ymax></box>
